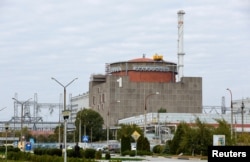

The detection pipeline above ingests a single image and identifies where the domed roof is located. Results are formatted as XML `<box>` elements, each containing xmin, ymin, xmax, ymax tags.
<box><xmin>128</xmin><ymin>57</ymin><xmax>154</xmax><ymax>62</ymax></box>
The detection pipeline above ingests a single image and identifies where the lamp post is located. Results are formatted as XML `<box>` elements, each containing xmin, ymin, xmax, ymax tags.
<box><xmin>51</xmin><ymin>77</ymin><xmax>78</xmax><ymax>162</ymax></box>
<box><xmin>226</xmin><ymin>88</ymin><xmax>233</xmax><ymax>139</ymax></box>
<box><xmin>241</xmin><ymin>100</ymin><xmax>245</xmax><ymax>132</ymax></box>
<box><xmin>12</xmin><ymin>97</ymin><xmax>32</xmax><ymax>151</ymax></box>
<box><xmin>107</xmin><ymin>110</ymin><xmax>109</xmax><ymax>147</ymax></box>
<box><xmin>0</xmin><ymin>107</ymin><xmax>6</xmax><ymax>111</ymax></box>
<box><xmin>78</xmin><ymin>117</ymin><xmax>81</xmax><ymax>143</ymax></box>
<box><xmin>5</xmin><ymin>123</ymin><xmax>9</xmax><ymax>161</ymax></box>
<box><xmin>144</xmin><ymin>92</ymin><xmax>159</xmax><ymax>136</ymax></box>
<box><xmin>59</xmin><ymin>115</ymin><xmax>61</xmax><ymax>147</ymax></box>
<box><xmin>62</xmin><ymin>110</ymin><xmax>70</xmax><ymax>161</ymax></box>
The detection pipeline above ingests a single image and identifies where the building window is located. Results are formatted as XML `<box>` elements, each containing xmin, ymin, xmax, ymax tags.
<box><xmin>102</xmin><ymin>93</ymin><xmax>105</xmax><ymax>103</ymax></box>
<box><xmin>92</xmin><ymin>96</ymin><xmax>95</xmax><ymax>105</ymax></box>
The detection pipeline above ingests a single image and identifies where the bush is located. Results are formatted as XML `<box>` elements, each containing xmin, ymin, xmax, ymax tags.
<box><xmin>129</xmin><ymin>150</ymin><xmax>135</xmax><ymax>156</ymax></box>
<box><xmin>152</xmin><ymin>145</ymin><xmax>164</xmax><ymax>154</ymax></box>
<box><xmin>121</xmin><ymin>135</ymin><xmax>131</xmax><ymax>153</ymax></box>
<box><xmin>0</xmin><ymin>146</ymin><xmax>5</xmax><ymax>152</ymax></box>
<box><xmin>50</xmin><ymin>148</ymin><xmax>62</xmax><ymax>156</ymax></box>
<box><xmin>95</xmin><ymin>150</ymin><xmax>102</xmax><ymax>159</ymax></box>
<box><xmin>7</xmin><ymin>151</ymin><xmax>95</xmax><ymax>162</ymax></box>
<box><xmin>163</xmin><ymin>141</ymin><xmax>171</xmax><ymax>154</ymax></box>
<box><xmin>136</xmin><ymin>150</ymin><xmax>152</xmax><ymax>156</ymax></box>
<box><xmin>33</xmin><ymin>148</ymin><xmax>62</xmax><ymax>157</ymax></box>
<box><xmin>84</xmin><ymin>148</ymin><xmax>96</xmax><ymax>159</ymax></box>
<box><xmin>0</xmin><ymin>146</ymin><xmax>19</xmax><ymax>153</ymax></box>
<box><xmin>121</xmin><ymin>150</ymin><xmax>152</xmax><ymax>156</ymax></box>
<box><xmin>7</xmin><ymin>151</ymin><xmax>31</xmax><ymax>161</ymax></box>
<box><xmin>121</xmin><ymin>150</ymin><xmax>130</xmax><ymax>156</ymax></box>
<box><xmin>10</xmin><ymin>147</ymin><xmax>20</xmax><ymax>152</ymax></box>
<box><xmin>7</xmin><ymin>152</ymin><xmax>18</xmax><ymax>160</ymax></box>
<box><xmin>105</xmin><ymin>152</ymin><xmax>111</xmax><ymax>159</ymax></box>
<box><xmin>34</xmin><ymin>148</ymin><xmax>47</xmax><ymax>155</ymax></box>
<box><xmin>67</xmin><ymin>149</ymin><xmax>75</xmax><ymax>157</ymax></box>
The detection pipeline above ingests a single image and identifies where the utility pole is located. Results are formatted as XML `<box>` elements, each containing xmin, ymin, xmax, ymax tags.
<box><xmin>52</xmin><ymin>77</ymin><xmax>78</xmax><ymax>162</ymax></box>
<box><xmin>226</xmin><ymin>88</ymin><xmax>233</xmax><ymax>140</ymax></box>
<box><xmin>241</xmin><ymin>100</ymin><xmax>245</xmax><ymax>132</ymax></box>
<box><xmin>12</xmin><ymin>98</ymin><xmax>32</xmax><ymax>151</ymax></box>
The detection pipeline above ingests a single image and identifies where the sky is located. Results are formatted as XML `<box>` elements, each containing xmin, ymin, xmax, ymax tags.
<box><xmin>0</xmin><ymin>0</ymin><xmax>249</xmax><ymax>121</ymax></box>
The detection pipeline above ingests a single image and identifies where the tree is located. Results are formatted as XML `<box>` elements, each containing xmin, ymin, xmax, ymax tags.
<box><xmin>117</xmin><ymin>124</ymin><xmax>143</xmax><ymax>141</ymax></box>
<box><xmin>75</xmin><ymin>109</ymin><xmax>104</xmax><ymax>142</ymax></box>
<box><xmin>169</xmin><ymin>122</ymin><xmax>190</xmax><ymax>154</ymax></box>
<box><xmin>121</xmin><ymin>135</ymin><xmax>131</xmax><ymax>153</ymax></box>
<box><xmin>158</xmin><ymin>107</ymin><xmax>167</xmax><ymax>113</ymax></box>
<box><xmin>163</xmin><ymin>140</ymin><xmax>171</xmax><ymax>154</ymax></box>
<box><xmin>213</xmin><ymin>118</ymin><xmax>233</xmax><ymax>145</ymax></box>
<box><xmin>137</xmin><ymin>136</ymin><xmax>150</xmax><ymax>152</ymax></box>
<box><xmin>170</xmin><ymin>117</ymin><xmax>214</xmax><ymax>156</ymax></box>
<box><xmin>237</xmin><ymin>132</ymin><xmax>250</xmax><ymax>145</ymax></box>
<box><xmin>179</xmin><ymin>125</ymin><xmax>197</xmax><ymax>155</ymax></box>
<box><xmin>118</xmin><ymin>124</ymin><xmax>147</xmax><ymax>153</ymax></box>
<box><xmin>53</xmin><ymin>123</ymin><xmax>64</xmax><ymax>143</ymax></box>
<box><xmin>192</xmin><ymin>117</ymin><xmax>213</xmax><ymax>156</ymax></box>
<box><xmin>168</xmin><ymin>117</ymin><xmax>237</xmax><ymax>156</ymax></box>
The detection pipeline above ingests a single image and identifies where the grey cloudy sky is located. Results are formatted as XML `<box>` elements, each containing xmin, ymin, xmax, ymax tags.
<box><xmin>0</xmin><ymin>0</ymin><xmax>249</xmax><ymax>121</ymax></box>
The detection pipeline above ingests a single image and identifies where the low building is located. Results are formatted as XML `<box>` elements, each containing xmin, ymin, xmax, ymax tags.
<box><xmin>118</xmin><ymin>112</ymin><xmax>250</xmax><ymax>143</ymax></box>
<box><xmin>70</xmin><ymin>92</ymin><xmax>89</xmax><ymax>122</ymax></box>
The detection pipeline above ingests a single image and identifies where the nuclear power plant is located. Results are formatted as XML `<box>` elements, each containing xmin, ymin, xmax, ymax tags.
<box><xmin>1</xmin><ymin>10</ymin><xmax>249</xmax><ymax>145</ymax></box>
<box><xmin>89</xmin><ymin>10</ymin><xmax>202</xmax><ymax>126</ymax></box>
<box><xmin>89</xmin><ymin>55</ymin><xmax>202</xmax><ymax>127</ymax></box>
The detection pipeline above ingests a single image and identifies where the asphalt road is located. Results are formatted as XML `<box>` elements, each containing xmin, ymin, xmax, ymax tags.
<box><xmin>139</xmin><ymin>156</ymin><xmax>207</xmax><ymax>162</ymax></box>
<box><xmin>99</xmin><ymin>155</ymin><xmax>208</xmax><ymax>162</ymax></box>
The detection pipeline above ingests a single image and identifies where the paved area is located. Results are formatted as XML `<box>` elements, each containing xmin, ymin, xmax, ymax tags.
<box><xmin>98</xmin><ymin>155</ymin><xmax>208</xmax><ymax>162</ymax></box>
<box><xmin>140</xmin><ymin>156</ymin><xmax>207</xmax><ymax>162</ymax></box>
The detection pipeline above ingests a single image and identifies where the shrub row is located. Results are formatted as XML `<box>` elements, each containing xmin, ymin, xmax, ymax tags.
<box><xmin>0</xmin><ymin>146</ymin><xmax>20</xmax><ymax>153</ymax></box>
<box><xmin>7</xmin><ymin>151</ymin><xmax>97</xmax><ymax>162</ymax></box>
<box><xmin>33</xmin><ymin>148</ymin><xmax>109</xmax><ymax>160</ymax></box>
<box><xmin>152</xmin><ymin>145</ymin><xmax>165</xmax><ymax>154</ymax></box>
<box><xmin>34</xmin><ymin>148</ymin><xmax>62</xmax><ymax>156</ymax></box>
<box><xmin>121</xmin><ymin>150</ymin><xmax>152</xmax><ymax>156</ymax></box>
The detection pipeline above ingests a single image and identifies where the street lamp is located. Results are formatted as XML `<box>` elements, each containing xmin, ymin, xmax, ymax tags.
<box><xmin>226</xmin><ymin>88</ymin><xmax>233</xmax><ymax>139</ymax></box>
<box><xmin>62</xmin><ymin>110</ymin><xmax>70</xmax><ymax>158</ymax></box>
<box><xmin>0</xmin><ymin>107</ymin><xmax>6</xmax><ymax>111</ymax></box>
<box><xmin>144</xmin><ymin>92</ymin><xmax>159</xmax><ymax>136</ymax></box>
<box><xmin>51</xmin><ymin>77</ymin><xmax>78</xmax><ymax>162</ymax></box>
<box><xmin>5</xmin><ymin>123</ymin><xmax>9</xmax><ymax>161</ymax></box>
<box><xmin>241</xmin><ymin>100</ymin><xmax>245</xmax><ymax>132</ymax></box>
<box><xmin>77</xmin><ymin>108</ymin><xmax>84</xmax><ymax>143</ymax></box>
<box><xmin>12</xmin><ymin>97</ymin><xmax>32</xmax><ymax>151</ymax></box>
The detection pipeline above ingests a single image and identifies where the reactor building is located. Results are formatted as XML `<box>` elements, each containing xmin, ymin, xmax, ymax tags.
<box><xmin>89</xmin><ymin>54</ymin><xmax>202</xmax><ymax>126</ymax></box>
<box><xmin>89</xmin><ymin>10</ymin><xmax>202</xmax><ymax>127</ymax></box>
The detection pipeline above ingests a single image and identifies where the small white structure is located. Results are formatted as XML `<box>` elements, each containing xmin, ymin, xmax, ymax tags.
<box><xmin>213</xmin><ymin>135</ymin><xmax>225</xmax><ymax>146</ymax></box>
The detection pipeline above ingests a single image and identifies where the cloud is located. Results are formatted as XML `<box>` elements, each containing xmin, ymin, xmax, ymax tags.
<box><xmin>0</xmin><ymin>0</ymin><xmax>249</xmax><ymax>120</ymax></box>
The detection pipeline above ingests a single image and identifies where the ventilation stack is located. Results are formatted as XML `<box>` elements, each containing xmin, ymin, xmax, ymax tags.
<box><xmin>177</xmin><ymin>10</ymin><xmax>185</xmax><ymax>82</ymax></box>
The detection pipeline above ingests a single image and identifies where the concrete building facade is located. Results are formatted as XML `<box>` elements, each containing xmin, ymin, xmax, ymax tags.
<box><xmin>89</xmin><ymin>55</ymin><xmax>202</xmax><ymax>126</ymax></box>
<box><xmin>70</xmin><ymin>92</ymin><xmax>89</xmax><ymax>122</ymax></box>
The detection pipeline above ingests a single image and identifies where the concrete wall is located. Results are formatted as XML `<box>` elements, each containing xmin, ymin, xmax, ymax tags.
<box><xmin>70</xmin><ymin>92</ymin><xmax>89</xmax><ymax>122</ymax></box>
<box><xmin>89</xmin><ymin>76</ymin><xmax>202</xmax><ymax>126</ymax></box>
